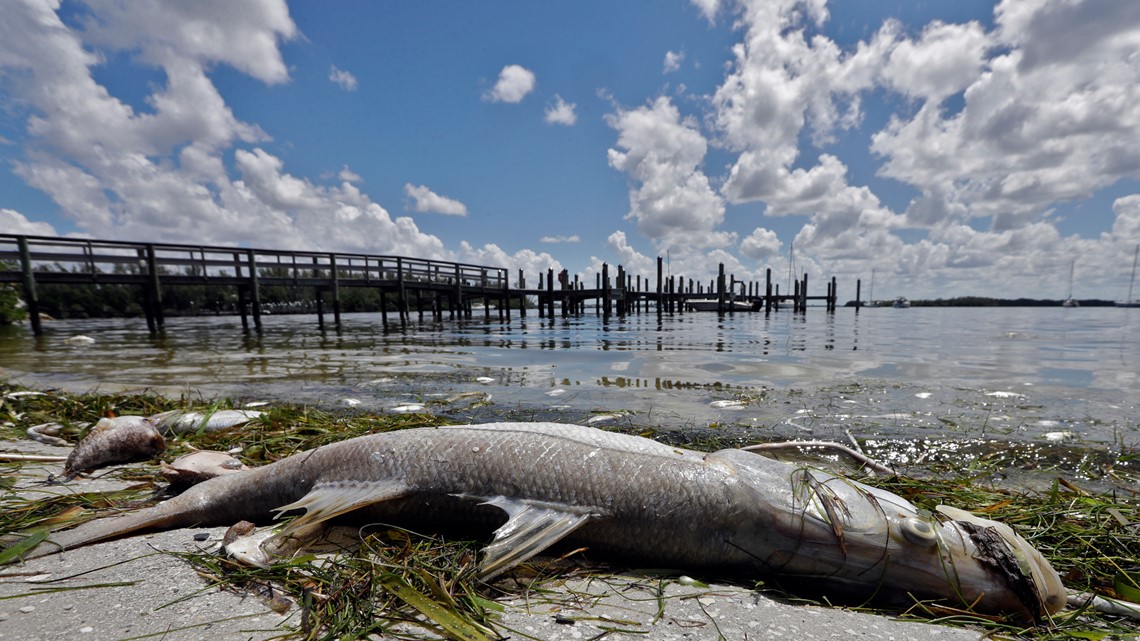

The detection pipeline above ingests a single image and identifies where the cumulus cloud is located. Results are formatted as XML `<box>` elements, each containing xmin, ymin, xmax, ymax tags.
<box><xmin>1</xmin><ymin>209</ymin><xmax>57</xmax><ymax>236</ymax></box>
<box><xmin>403</xmin><ymin>184</ymin><xmax>469</xmax><ymax>216</ymax></box>
<box><xmin>544</xmin><ymin>95</ymin><xmax>577</xmax><ymax>126</ymax></box>
<box><xmin>484</xmin><ymin>64</ymin><xmax>536</xmax><ymax>103</ymax></box>
<box><xmin>1112</xmin><ymin>195</ymin><xmax>1140</xmax><ymax>245</ymax></box>
<box><xmin>540</xmin><ymin>235</ymin><xmax>580</xmax><ymax>244</ymax></box>
<box><xmin>663</xmin><ymin>50</ymin><xmax>685</xmax><ymax>73</ymax></box>
<box><xmin>605</xmin><ymin>96</ymin><xmax>727</xmax><ymax>251</ymax></box>
<box><xmin>740</xmin><ymin>227</ymin><xmax>781</xmax><ymax>260</ymax></box>
<box><xmin>329</xmin><ymin>65</ymin><xmax>358</xmax><ymax>91</ymax></box>
<box><xmin>870</xmin><ymin>0</ymin><xmax>1140</xmax><ymax>227</ymax></box>
<box><xmin>459</xmin><ymin>241</ymin><xmax>562</xmax><ymax>282</ymax></box>
<box><xmin>0</xmin><ymin>0</ymin><xmax>451</xmax><ymax>259</ymax></box>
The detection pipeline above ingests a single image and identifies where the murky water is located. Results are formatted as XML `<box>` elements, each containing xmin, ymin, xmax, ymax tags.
<box><xmin>2</xmin><ymin>306</ymin><xmax>1138</xmax><ymax>472</ymax></box>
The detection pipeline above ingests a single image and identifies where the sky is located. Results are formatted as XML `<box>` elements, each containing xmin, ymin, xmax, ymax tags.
<box><xmin>2</xmin><ymin>0</ymin><xmax>1140</xmax><ymax>301</ymax></box>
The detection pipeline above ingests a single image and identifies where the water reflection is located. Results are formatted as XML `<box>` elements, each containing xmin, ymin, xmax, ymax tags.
<box><xmin>1</xmin><ymin>307</ymin><xmax>1137</xmax><ymax>447</ymax></box>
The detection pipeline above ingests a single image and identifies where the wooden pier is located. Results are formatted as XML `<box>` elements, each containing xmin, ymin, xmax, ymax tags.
<box><xmin>1</xmin><ymin>234</ymin><xmax>845</xmax><ymax>336</ymax></box>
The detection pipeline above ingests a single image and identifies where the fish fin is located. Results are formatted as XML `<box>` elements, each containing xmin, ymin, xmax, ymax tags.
<box><xmin>271</xmin><ymin>480</ymin><xmax>409</xmax><ymax>541</ymax></box>
<box><xmin>477</xmin><ymin>497</ymin><xmax>597</xmax><ymax>580</ymax></box>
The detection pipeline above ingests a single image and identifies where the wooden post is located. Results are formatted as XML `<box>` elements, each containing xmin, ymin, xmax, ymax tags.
<box><xmin>17</xmin><ymin>237</ymin><xmax>42</xmax><ymax>336</ymax></box>
<box><xmin>717</xmin><ymin>263</ymin><xmax>726</xmax><ymax>314</ymax></box>
<box><xmin>764</xmin><ymin>269</ymin><xmax>771</xmax><ymax>312</ymax></box>
<box><xmin>518</xmin><ymin>269</ymin><xmax>527</xmax><ymax>318</ymax></box>
<box><xmin>656</xmin><ymin>256</ymin><xmax>664</xmax><ymax>315</ymax></box>
<box><xmin>396</xmin><ymin>257</ymin><xmax>408</xmax><ymax>327</ymax></box>
<box><xmin>830</xmin><ymin>276</ymin><xmax>837</xmax><ymax>312</ymax></box>
<box><xmin>316</xmin><ymin>286</ymin><xmax>326</xmax><ymax>331</ymax></box>
<box><xmin>801</xmin><ymin>272</ymin><xmax>808</xmax><ymax>313</ymax></box>
<box><xmin>601</xmin><ymin>263</ymin><xmax>611</xmax><ymax>317</ymax></box>
<box><xmin>137</xmin><ymin>248</ymin><xmax>156</xmax><ymax>333</ymax></box>
<box><xmin>145</xmin><ymin>244</ymin><xmax>164</xmax><ymax>332</ymax></box>
<box><xmin>537</xmin><ymin>271</ymin><xmax>545</xmax><ymax>319</ymax></box>
<box><xmin>547</xmin><ymin>268</ymin><xmax>555</xmax><ymax>318</ymax></box>
<box><xmin>331</xmin><ymin>254</ymin><xmax>341</xmax><ymax>328</ymax></box>
<box><xmin>244</xmin><ymin>250</ymin><xmax>262</xmax><ymax>332</ymax></box>
<box><xmin>855</xmin><ymin>278</ymin><xmax>861</xmax><ymax>311</ymax></box>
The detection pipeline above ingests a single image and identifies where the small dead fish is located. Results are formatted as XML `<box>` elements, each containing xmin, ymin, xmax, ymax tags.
<box><xmin>160</xmin><ymin>450</ymin><xmax>249</xmax><ymax>492</ymax></box>
<box><xmin>62</xmin><ymin>416</ymin><xmax>165</xmax><ymax>479</ymax></box>
<box><xmin>4</xmin><ymin>391</ymin><xmax>48</xmax><ymax>400</ymax></box>
<box><xmin>26</xmin><ymin>422</ymin><xmax>70</xmax><ymax>447</ymax></box>
<box><xmin>149</xmin><ymin>409</ymin><xmax>264</xmax><ymax>435</ymax></box>
<box><xmin>64</xmin><ymin>335</ymin><xmax>95</xmax><ymax>345</ymax></box>
<box><xmin>708</xmin><ymin>399</ymin><xmax>747</xmax><ymax>409</ymax></box>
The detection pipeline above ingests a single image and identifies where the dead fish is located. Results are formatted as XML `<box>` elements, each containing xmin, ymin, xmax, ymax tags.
<box><xmin>25</xmin><ymin>423</ymin><xmax>1064</xmax><ymax>621</ymax></box>
<box><xmin>160</xmin><ymin>450</ymin><xmax>249</xmax><ymax>492</ymax></box>
<box><xmin>26</xmin><ymin>422</ymin><xmax>70</xmax><ymax>447</ymax></box>
<box><xmin>61</xmin><ymin>416</ymin><xmax>166</xmax><ymax>479</ymax></box>
<box><xmin>149</xmin><ymin>409</ymin><xmax>264</xmax><ymax>435</ymax></box>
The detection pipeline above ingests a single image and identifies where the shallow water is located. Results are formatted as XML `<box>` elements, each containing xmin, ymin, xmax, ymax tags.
<box><xmin>2</xmin><ymin>306</ymin><xmax>1138</xmax><ymax>477</ymax></box>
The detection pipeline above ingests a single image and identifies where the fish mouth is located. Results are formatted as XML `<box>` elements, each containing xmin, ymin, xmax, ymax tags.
<box><xmin>935</xmin><ymin>505</ymin><xmax>1066</xmax><ymax>621</ymax></box>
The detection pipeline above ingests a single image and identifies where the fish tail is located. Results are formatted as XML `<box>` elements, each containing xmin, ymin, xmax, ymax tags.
<box><xmin>27</xmin><ymin>498</ymin><xmax>194</xmax><ymax>558</ymax></box>
<box><xmin>20</xmin><ymin>461</ymin><xmax>295</xmax><ymax>560</ymax></box>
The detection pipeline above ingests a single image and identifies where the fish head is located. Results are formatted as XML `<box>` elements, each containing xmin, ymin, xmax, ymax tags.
<box><xmin>715</xmin><ymin>450</ymin><xmax>1065</xmax><ymax>622</ymax></box>
<box><xmin>772</xmin><ymin>468</ymin><xmax>1066</xmax><ymax>621</ymax></box>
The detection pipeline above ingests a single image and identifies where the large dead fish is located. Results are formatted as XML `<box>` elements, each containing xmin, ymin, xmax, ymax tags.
<box><xmin>21</xmin><ymin>423</ymin><xmax>1064</xmax><ymax>621</ymax></box>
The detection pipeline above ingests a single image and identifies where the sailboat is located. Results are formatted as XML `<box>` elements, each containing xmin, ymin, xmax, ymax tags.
<box><xmin>1062</xmin><ymin>260</ymin><xmax>1079</xmax><ymax>307</ymax></box>
<box><xmin>1117</xmin><ymin>244</ymin><xmax>1140</xmax><ymax>308</ymax></box>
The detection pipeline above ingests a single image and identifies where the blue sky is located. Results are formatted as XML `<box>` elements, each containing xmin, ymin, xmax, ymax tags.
<box><xmin>2</xmin><ymin>0</ymin><xmax>1140</xmax><ymax>300</ymax></box>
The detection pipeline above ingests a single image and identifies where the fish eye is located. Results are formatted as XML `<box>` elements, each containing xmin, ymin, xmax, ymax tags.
<box><xmin>900</xmin><ymin>517</ymin><xmax>937</xmax><ymax>546</ymax></box>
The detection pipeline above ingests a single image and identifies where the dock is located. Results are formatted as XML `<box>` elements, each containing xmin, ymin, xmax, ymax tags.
<box><xmin>1</xmin><ymin>234</ymin><xmax>847</xmax><ymax>336</ymax></box>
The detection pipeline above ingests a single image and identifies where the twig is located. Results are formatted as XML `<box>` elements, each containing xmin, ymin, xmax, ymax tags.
<box><xmin>0</xmin><ymin>453</ymin><xmax>69</xmax><ymax>462</ymax></box>
<box><xmin>739</xmin><ymin>441</ymin><xmax>894</xmax><ymax>476</ymax></box>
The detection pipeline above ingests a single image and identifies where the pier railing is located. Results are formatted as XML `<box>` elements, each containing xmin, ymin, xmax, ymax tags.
<box><xmin>1</xmin><ymin>234</ymin><xmax>847</xmax><ymax>336</ymax></box>
<box><xmin>0</xmin><ymin>234</ymin><xmax>510</xmax><ymax>334</ymax></box>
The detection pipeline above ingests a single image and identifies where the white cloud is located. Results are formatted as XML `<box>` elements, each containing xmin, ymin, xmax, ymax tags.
<box><xmin>1112</xmin><ymin>195</ymin><xmax>1140</xmax><ymax>245</ymax></box>
<box><xmin>329</xmin><ymin>65</ymin><xmax>358</xmax><ymax>91</ymax></box>
<box><xmin>79</xmin><ymin>0</ymin><xmax>297</xmax><ymax>84</ymax></box>
<box><xmin>663</xmin><ymin>50</ymin><xmax>685</xmax><ymax>74</ymax></box>
<box><xmin>605</xmin><ymin>96</ymin><xmax>726</xmax><ymax>251</ymax></box>
<box><xmin>459</xmin><ymin>241</ymin><xmax>562</xmax><ymax>283</ymax></box>
<box><xmin>403</xmin><ymin>184</ymin><xmax>469</xmax><ymax>216</ymax></box>
<box><xmin>870</xmin><ymin>0</ymin><xmax>1140</xmax><ymax>226</ymax></box>
<box><xmin>483</xmin><ymin>64</ymin><xmax>536</xmax><ymax>103</ymax></box>
<box><xmin>544</xmin><ymin>95</ymin><xmax>577</xmax><ymax>126</ymax></box>
<box><xmin>0</xmin><ymin>209</ymin><xmax>58</xmax><ymax>236</ymax></box>
<box><xmin>740</xmin><ymin>227</ymin><xmax>781</xmax><ymax>260</ymax></box>
<box><xmin>882</xmin><ymin>20</ymin><xmax>988</xmax><ymax>101</ymax></box>
<box><xmin>540</xmin><ymin>235</ymin><xmax>580</xmax><ymax>244</ymax></box>
<box><xmin>0</xmin><ymin>0</ymin><xmax>451</xmax><ymax>260</ymax></box>
<box><xmin>690</xmin><ymin>0</ymin><xmax>721</xmax><ymax>24</ymax></box>
<box><xmin>338</xmin><ymin>165</ymin><xmax>362</xmax><ymax>183</ymax></box>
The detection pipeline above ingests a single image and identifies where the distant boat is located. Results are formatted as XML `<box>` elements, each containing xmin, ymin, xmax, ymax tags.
<box><xmin>1062</xmin><ymin>260</ymin><xmax>1079</xmax><ymax>307</ymax></box>
<box><xmin>686</xmin><ymin>299</ymin><xmax>754</xmax><ymax>312</ymax></box>
<box><xmin>1117</xmin><ymin>245</ymin><xmax>1140</xmax><ymax>308</ymax></box>
<box><xmin>892</xmin><ymin>297</ymin><xmax>911</xmax><ymax>308</ymax></box>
